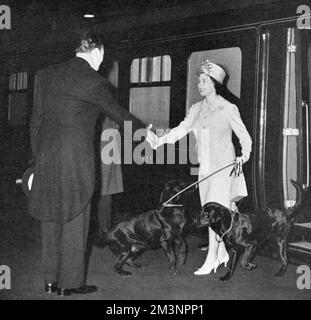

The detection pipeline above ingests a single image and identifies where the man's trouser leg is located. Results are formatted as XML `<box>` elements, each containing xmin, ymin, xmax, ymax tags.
<box><xmin>41</xmin><ymin>204</ymin><xmax>91</xmax><ymax>289</ymax></box>
<box><xmin>41</xmin><ymin>221</ymin><xmax>61</xmax><ymax>285</ymax></box>
<box><xmin>97</xmin><ymin>194</ymin><xmax>112</xmax><ymax>233</ymax></box>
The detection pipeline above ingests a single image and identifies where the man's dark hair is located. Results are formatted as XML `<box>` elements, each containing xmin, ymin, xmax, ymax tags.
<box><xmin>75</xmin><ymin>32</ymin><xmax>104</xmax><ymax>53</ymax></box>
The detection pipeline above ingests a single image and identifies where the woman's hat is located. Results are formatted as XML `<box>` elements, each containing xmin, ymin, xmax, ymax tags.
<box><xmin>197</xmin><ymin>59</ymin><xmax>226</xmax><ymax>84</ymax></box>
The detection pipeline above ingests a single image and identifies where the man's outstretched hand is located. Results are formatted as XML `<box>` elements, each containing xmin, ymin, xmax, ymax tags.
<box><xmin>146</xmin><ymin>124</ymin><xmax>159</xmax><ymax>150</ymax></box>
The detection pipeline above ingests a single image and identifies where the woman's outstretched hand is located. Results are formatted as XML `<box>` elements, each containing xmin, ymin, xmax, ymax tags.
<box><xmin>146</xmin><ymin>124</ymin><xmax>159</xmax><ymax>150</ymax></box>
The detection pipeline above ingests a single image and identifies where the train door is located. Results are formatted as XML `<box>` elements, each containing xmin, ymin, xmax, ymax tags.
<box><xmin>259</xmin><ymin>21</ymin><xmax>311</xmax><ymax>261</ymax></box>
<box><xmin>181</xmin><ymin>28</ymin><xmax>258</xmax><ymax>211</ymax></box>
<box><xmin>257</xmin><ymin>23</ymin><xmax>310</xmax><ymax>207</ymax></box>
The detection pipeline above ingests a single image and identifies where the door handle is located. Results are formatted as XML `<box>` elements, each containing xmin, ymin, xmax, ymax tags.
<box><xmin>302</xmin><ymin>100</ymin><xmax>310</xmax><ymax>189</ymax></box>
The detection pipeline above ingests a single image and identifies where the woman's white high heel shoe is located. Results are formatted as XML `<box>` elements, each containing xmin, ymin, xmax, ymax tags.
<box><xmin>194</xmin><ymin>260</ymin><xmax>220</xmax><ymax>275</ymax></box>
<box><xmin>218</xmin><ymin>254</ymin><xmax>229</xmax><ymax>268</ymax></box>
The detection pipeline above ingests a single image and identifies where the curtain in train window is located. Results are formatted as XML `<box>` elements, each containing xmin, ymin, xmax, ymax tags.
<box><xmin>8</xmin><ymin>72</ymin><xmax>28</xmax><ymax>125</ymax></box>
<box><xmin>107</xmin><ymin>61</ymin><xmax>119</xmax><ymax>89</ymax></box>
<box><xmin>129</xmin><ymin>55</ymin><xmax>171</xmax><ymax>129</ymax></box>
<box><xmin>186</xmin><ymin>48</ymin><xmax>242</xmax><ymax>112</ymax></box>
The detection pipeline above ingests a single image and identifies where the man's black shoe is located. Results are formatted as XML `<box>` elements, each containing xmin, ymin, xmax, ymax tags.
<box><xmin>57</xmin><ymin>285</ymin><xmax>97</xmax><ymax>296</ymax></box>
<box><xmin>45</xmin><ymin>282</ymin><xmax>58</xmax><ymax>293</ymax></box>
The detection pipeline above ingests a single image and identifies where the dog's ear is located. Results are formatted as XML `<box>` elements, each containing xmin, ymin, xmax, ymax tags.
<box><xmin>218</xmin><ymin>205</ymin><xmax>231</xmax><ymax>218</ymax></box>
<box><xmin>216</xmin><ymin>206</ymin><xmax>232</xmax><ymax>228</ymax></box>
<box><xmin>160</xmin><ymin>179</ymin><xmax>188</xmax><ymax>205</ymax></box>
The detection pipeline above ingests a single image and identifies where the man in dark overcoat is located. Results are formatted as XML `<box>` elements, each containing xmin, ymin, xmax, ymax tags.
<box><xmin>28</xmin><ymin>33</ymin><xmax>145</xmax><ymax>296</ymax></box>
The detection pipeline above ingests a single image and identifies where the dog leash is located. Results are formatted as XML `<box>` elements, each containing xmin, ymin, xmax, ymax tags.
<box><xmin>162</xmin><ymin>162</ymin><xmax>236</xmax><ymax>207</ymax></box>
<box><xmin>216</xmin><ymin>208</ymin><xmax>238</xmax><ymax>243</ymax></box>
<box><xmin>214</xmin><ymin>207</ymin><xmax>239</xmax><ymax>268</ymax></box>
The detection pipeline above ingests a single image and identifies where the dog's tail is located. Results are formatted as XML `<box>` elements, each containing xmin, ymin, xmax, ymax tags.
<box><xmin>287</xmin><ymin>179</ymin><xmax>303</xmax><ymax>219</ymax></box>
<box><xmin>93</xmin><ymin>230</ymin><xmax>109</xmax><ymax>248</ymax></box>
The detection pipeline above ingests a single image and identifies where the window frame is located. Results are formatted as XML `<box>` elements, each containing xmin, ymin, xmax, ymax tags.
<box><xmin>7</xmin><ymin>71</ymin><xmax>29</xmax><ymax>125</ymax></box>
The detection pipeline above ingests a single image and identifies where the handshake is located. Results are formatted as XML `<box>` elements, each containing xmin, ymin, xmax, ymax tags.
<box><xmin>146</xmin><ymin>124</ymin><xmax>162</xmax><ymax>150</ymax></box>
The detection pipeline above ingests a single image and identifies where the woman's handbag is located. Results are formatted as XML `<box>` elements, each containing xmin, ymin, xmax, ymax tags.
<box><xmin>230</xmin><ymin>172</ymin><xmax>248</xmax><ymax>202</ymax></box>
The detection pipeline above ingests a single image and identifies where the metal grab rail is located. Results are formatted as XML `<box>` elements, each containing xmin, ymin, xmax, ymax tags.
<box><xmin>302</xmin><ymin>101</ymin><xmax>310</xmax><ymax>189</ymax></box>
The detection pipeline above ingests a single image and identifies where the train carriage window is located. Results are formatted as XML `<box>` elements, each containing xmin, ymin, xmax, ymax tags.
<box><xmin>130</xmin><ymin>59</ymin><xmax>139</xmax><ymax>83</ymax></box>
<box><xmin>8</xmin><ymin>72</ymin><xmax>28</xmax><ymax>125</ymax></box>
<box><xmin>130</xmin><ymin>55</ymin><xmax>171</xmax><ymax>129</ymax></box>
<box><xmin>186</xmin><ymin>48</ymin><xmax>242</xmax><ymax>112</ymax></box>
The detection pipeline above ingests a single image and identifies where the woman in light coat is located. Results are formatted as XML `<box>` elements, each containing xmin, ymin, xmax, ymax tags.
<box><xmin>146</xmin><ymin>59</ymin><xmax>252</xmax><ymax>275</ymax></box>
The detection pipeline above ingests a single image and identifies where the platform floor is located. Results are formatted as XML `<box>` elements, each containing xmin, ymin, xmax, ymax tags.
<box><xmin>0</xmin><ymin>195</ymin><xmax>310</xmax><ymax>300</ymax></box>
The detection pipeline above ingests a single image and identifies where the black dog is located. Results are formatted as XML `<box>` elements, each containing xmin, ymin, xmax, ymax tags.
<box><xmin>100</xmin><ymin>180</ymin><xmax>190</xmax><ymax>276</ymax></box>
<box><xmin>197</xmin><ymin>179</ymin><xmax>303</xmax><ymax>281</ymax></box>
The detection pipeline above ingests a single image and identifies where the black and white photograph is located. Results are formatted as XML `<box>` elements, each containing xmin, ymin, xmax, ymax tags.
<box><xmin>0</xmin><ymin>0</ymin><xmax>311</xmax><ymax>305</ymax></box>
